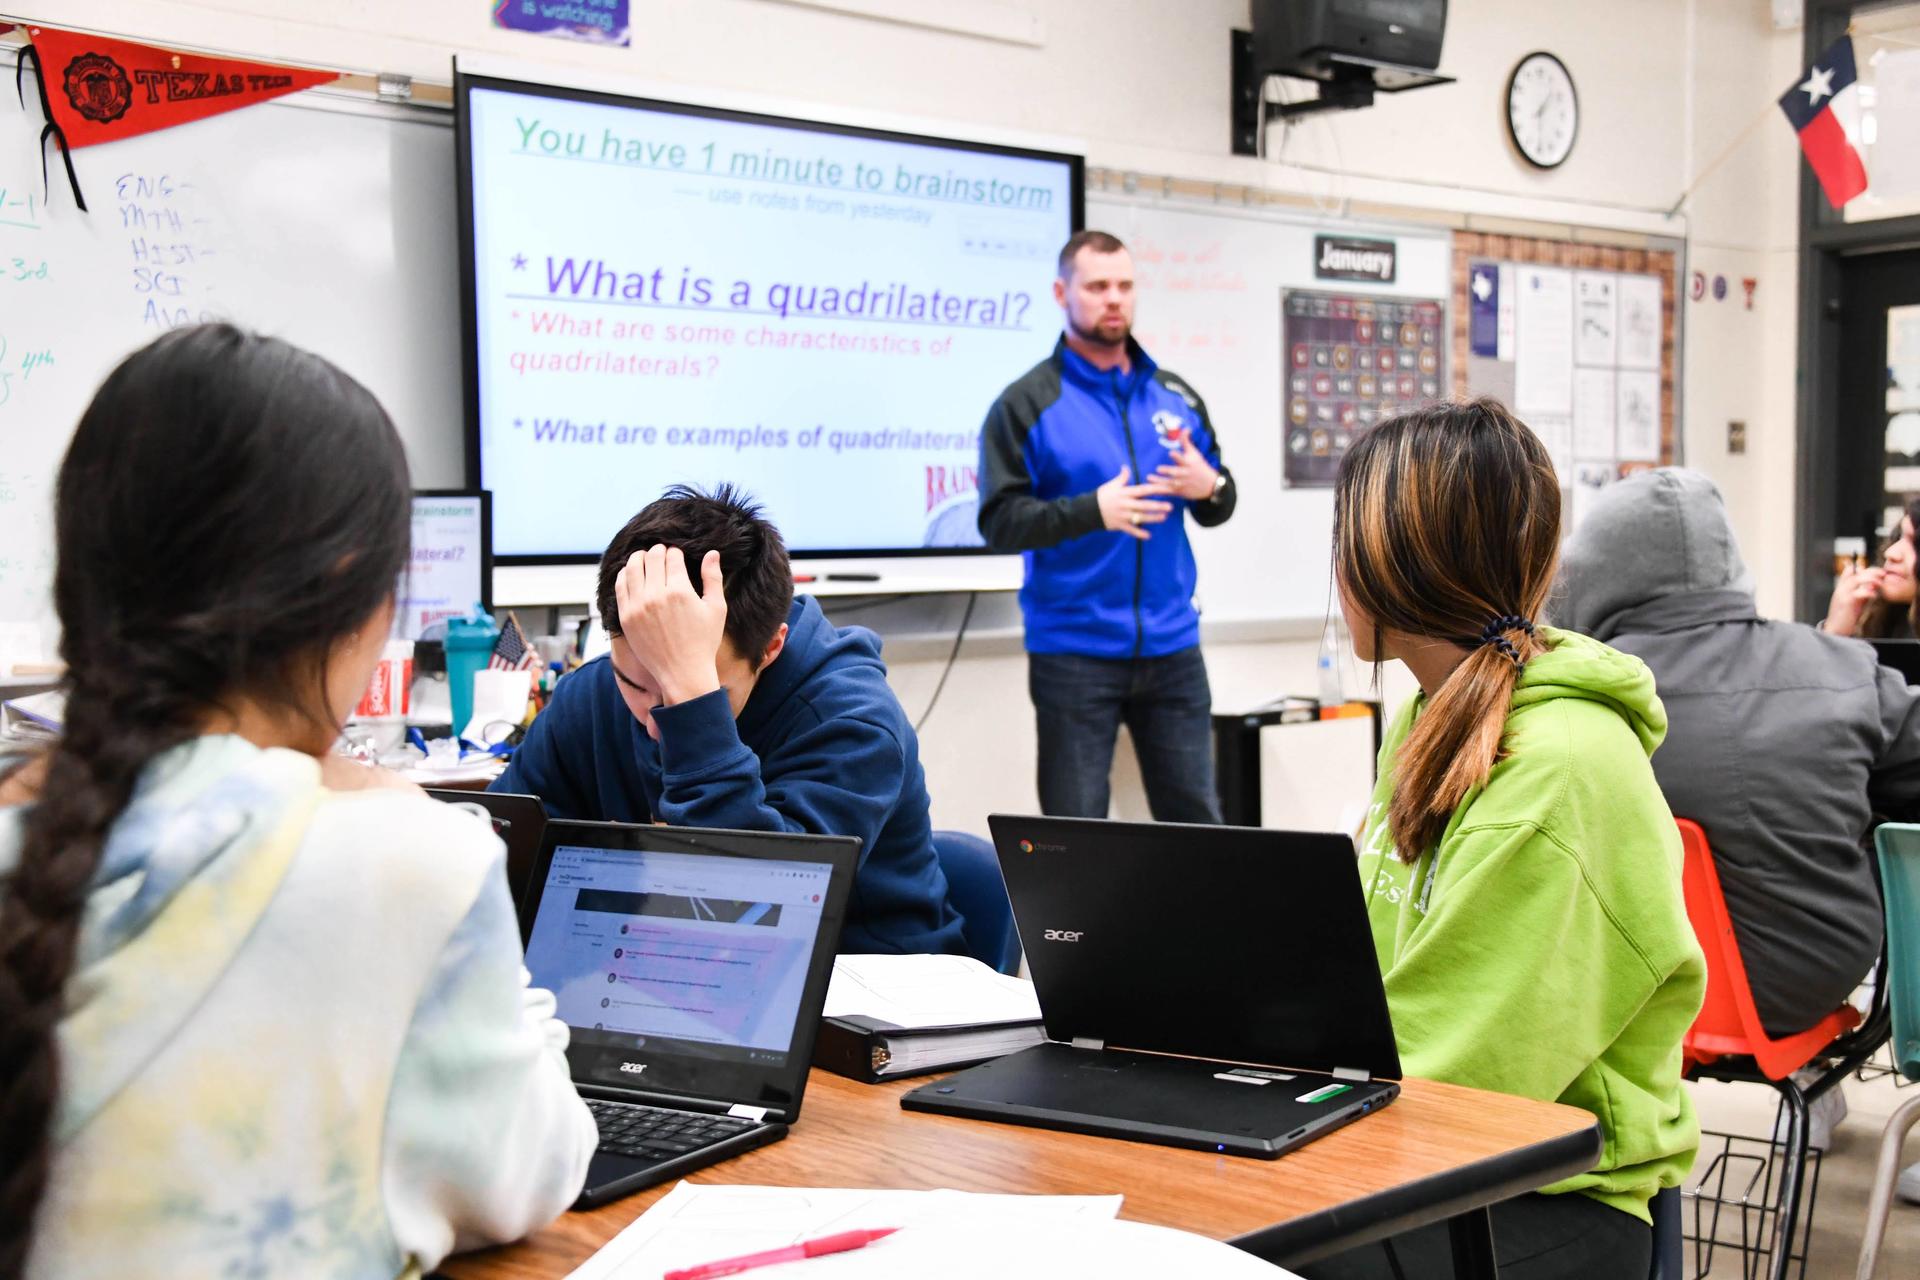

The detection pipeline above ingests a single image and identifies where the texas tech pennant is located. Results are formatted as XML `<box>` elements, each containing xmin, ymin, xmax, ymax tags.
<box><xmin>29</xmin><ymin>26</ymin><xmax>337</xmax><ymax>150</ymax></box>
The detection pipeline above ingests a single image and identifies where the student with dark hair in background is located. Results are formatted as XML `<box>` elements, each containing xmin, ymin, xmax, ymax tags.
<box><xmin>495</xmin><ymin>485</ymin><xmax>964</xmax><ymax>956</ymax></box>
<box><xmin>1826</xmin><ymin>497</ymin><xmax>1920</xmax><ymax>638</ymax></box>
<box><xmin>0</xmin><ymin>326</ymin><xmax>595</xmax><ymax>1280</ymax></box>
<box><xmin>1301</xmin><ymin>400</ymin><xmax>1704</xmax><ymax>1280</ymax></box>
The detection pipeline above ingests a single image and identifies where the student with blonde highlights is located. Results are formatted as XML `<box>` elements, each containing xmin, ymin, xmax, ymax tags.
<box><xmin>1299</xmin><ymin>400</ymin><xmax>1706</xmax><ymax>1280</ymax></box>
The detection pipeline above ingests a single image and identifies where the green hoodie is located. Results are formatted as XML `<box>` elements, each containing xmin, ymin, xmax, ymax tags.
<box><xmin>1356</xmin><ymin>627</ymin><xmax>1705</xmax><ymax>1224</ymax></box>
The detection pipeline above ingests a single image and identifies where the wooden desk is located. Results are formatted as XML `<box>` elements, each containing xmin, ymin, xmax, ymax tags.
<box><xmin>439</xmin><ymin>1070</ymin><xmax>1600</xmax><ymax>1279</ymax></box>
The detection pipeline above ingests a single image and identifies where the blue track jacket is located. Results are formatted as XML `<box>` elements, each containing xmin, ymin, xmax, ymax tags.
<box><xmin>976</xmin><ymin>336</ymin><xmax>1235</xmax><ymax>658</ymax></box>
<box><xmin>494</xmin><ymin>596</ymin><xmax>964</xmax><ymax>956</ymax></box>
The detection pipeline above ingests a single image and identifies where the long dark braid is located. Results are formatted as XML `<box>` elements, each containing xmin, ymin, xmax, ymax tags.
<box><xmin>0</xmin><ymin>325</ymin><xmax>410</xmax><ymax>1278</ymax></box>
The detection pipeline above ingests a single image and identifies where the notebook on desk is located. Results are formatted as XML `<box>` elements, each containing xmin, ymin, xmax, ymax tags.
<box><xmin>902</xmin><ymin>816</ymin><xmax>1401</xmax><ymax>1158</ymax></box>
<box><xmin>519</xmin><ymin>819</ymin><xmax>858</xmax><ymax>1208</ymax></box>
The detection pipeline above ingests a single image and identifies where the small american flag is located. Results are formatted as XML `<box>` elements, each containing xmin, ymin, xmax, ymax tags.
<box><xmin>489</xmin><ymin>611</ymin><xmax>542</xmax><ymax>672</ymax></box>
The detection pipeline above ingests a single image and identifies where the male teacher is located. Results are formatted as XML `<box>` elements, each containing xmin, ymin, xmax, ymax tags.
<box><xmin>976</xmin><ymin>230</ymin><xmax>1235</xmax><ymax>822</ymax></box>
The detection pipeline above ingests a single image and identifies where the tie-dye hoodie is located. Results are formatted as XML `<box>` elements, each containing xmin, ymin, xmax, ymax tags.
<box><xmin>0</xmin><ymin>735</ymin><xmax>596</xmax><ymax>1278</ymax></box>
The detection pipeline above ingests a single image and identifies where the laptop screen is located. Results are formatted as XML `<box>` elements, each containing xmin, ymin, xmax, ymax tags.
<box><xmin>521</xmin><ymin>822</ymin><xmax>857</xmax><ymax>1112</ymax></box>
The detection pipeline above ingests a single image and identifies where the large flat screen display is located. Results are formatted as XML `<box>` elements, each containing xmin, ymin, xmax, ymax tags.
<box><xmin>457</xmin><ymin>73</ymin><xmax>1082</xmax><ymax>561</ymax></box>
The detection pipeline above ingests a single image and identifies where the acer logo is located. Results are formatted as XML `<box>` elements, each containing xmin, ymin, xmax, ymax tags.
<box><xmin>619</xmin><ymin>1062</ymin><xmax>649</xmax><ymax>1075</ymax></box>
<box><xmin>1043</xmin><ymin>929</ymin><xmax>1084</xmax><ymax>942</ymax></box>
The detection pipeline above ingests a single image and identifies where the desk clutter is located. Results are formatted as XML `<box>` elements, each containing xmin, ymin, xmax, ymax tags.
<box><xmin>339</xmin><ymin>604</ymin><xmax>576</xmax><ymax>784</ymax></box>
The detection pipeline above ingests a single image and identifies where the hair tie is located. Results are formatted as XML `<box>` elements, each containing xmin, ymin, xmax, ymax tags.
<box><xmin>1468</xmin><ymin>615</ymin><xmax>1535</xmax><ymax>675</ymax></box>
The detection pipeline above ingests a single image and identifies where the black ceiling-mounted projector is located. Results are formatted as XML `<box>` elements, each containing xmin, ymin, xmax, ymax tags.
<box><xmin>1232</xmin><ymin>0</ymin><xmax>1453</xmax><ymax>155</ymax></box>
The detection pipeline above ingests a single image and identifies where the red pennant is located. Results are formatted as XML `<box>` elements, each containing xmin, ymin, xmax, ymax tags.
<box><xmin>28</xmin><ymin>27</ymin><xmax>336</xmax><ymax>150</ymax></box>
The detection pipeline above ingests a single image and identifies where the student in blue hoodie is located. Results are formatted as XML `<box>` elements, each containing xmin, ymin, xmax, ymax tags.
<box><xmin>977</xmin><ymin>230</ymin><xmax>1236</xmax><ymax>822</ymax></box>
<box><xmin>495</xmin><ymin>485</ymin><xmax>964</xmax><ymax>956</ymax></box>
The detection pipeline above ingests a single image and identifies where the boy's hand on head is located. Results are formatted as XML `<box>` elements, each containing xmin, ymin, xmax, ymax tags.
<box><xmin>615</xmin><ymin>545</ymin><xmax>729</xmax><ymax>706</ymax></box>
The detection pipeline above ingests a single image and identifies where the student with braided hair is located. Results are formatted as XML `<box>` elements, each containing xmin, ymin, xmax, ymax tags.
<box><xmin>1299</xmin><ymin>400</ymin><xmax>1706</xmax><ymax>1280</ymax></box>
<box><xmin>0</xmin><ymin>326</ymin><xmax>594</xmax><ymax>1279</ymax></box>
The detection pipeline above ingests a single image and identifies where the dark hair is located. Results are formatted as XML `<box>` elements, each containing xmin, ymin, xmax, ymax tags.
<box><xmin>0</xmin><ymin>324</ymin><xmax>410</xmax><ymax>1277</ymax></box>
<box><xmin>1057</xmin><ymin>229</ymin><xmax>1126</xmax><ymax>280</ymax></box>
<box><xmin>1856</xmin><ymin>496</ymin><xmax>1920</xmax><ymax>639</ymax></box>
<box><xmin>1334</xmin><ymin>398</ymin><xmax>1561</xmax><ymax>861</ymax></box>
<box><xmin>596</xmin><ymin>484</ymin><xmax>793</xmax><ymax>667</ymax></box>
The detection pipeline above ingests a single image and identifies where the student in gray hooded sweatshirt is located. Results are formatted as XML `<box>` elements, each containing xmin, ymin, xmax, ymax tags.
<box><xmin>1557</xmin><ymin>467</ymin><xmax>1920</xmax><ymax>1044</ymax></box>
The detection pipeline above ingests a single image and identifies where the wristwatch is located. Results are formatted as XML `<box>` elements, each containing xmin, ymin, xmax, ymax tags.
<box><xmin>1208</xmin><ymin>471</ymin><xmax>1229</xmax><ymax>503</ymax></box>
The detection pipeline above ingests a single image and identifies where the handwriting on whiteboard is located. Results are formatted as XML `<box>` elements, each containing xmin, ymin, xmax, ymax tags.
<box><xmin>0</xmin><ymin>337</ymin><xmax>57</xmax><ymax>410</ymax></box>
<box><xmin>116</xmin><ymin>172</ymin><xmax>224</xmax><ymax>330</ymax></box>
<box><xmin>1128</xmin><ymin>236</ymin><xmax>1247</xmax><ymax>294</ymax></box>
<box><xmin>0</xmin><ymin>187</ymin><xmax>39</xmax><ymax>231</ymax></box>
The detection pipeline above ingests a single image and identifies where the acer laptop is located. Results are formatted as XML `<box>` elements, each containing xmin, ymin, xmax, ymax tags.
<box><xmin>902</xmin><ymin>816</ymin><xmax>1401</xmax><ymax>1159</ymax></box>
<box><xmin>519</xmin><ymin>819</ymin><xmax>858</xmax><ymax>1208</ymax></box>
<box><xmin>425</xmin><ymin>788</ymin><xmax>547</xmax><ymax>908</ymax></box>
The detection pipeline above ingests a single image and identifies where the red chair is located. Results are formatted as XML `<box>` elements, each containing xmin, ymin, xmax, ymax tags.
<box><xmin>1678</xmin><ymin>818</ymin><xmax>1860</xmax><ymax>1078</ymax></box>
<box><xmin>1675</xmin><ymin>818</ymin><xmax>1872</xmax><ymax>1280</ymax></box>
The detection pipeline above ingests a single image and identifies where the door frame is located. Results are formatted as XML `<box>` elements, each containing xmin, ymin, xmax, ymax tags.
<box><xmin>1797</xmin><ymin>0</ymin><xmax>1920</xmax><ymax>619</ymax></box>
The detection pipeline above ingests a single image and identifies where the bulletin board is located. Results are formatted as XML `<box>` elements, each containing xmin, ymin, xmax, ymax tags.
<box><xmin>1450</xmin><ymin>233</ymin><xmax>1678</xmax><ymax>530</ymax></box>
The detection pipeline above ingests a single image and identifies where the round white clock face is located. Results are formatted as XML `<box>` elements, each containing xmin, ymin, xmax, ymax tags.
<box><xmin>1507</xmin><ymin>52</ymin><xmax>1577</xmax><ymax>169</ymax></box>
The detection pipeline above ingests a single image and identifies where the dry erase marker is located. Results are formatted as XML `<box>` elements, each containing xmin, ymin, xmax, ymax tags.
<box><xmin>663</xmin><ymin>1227</ymin><xmax>898</xmax><ymax>1280</ymax></box>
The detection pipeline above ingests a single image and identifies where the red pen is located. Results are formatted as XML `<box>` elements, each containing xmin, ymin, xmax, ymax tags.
<box><xmin>663</xmin><ymin>1227</ymin><xmax>899</xmax><ymax>1280</ymax></box>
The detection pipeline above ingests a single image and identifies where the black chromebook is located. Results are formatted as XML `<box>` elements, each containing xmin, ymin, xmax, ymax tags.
<box><xmin>902</xmin><ymin>816</ymin><xmax>1401</xmax><ymax>1158</ymax></box>
<box><xmin>519</xmin><ymin>820</ymin><xmax>858</xmax><ymax>1207</ymax></box>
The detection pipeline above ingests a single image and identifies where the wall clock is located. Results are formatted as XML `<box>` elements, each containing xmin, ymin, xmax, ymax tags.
<box><xmin>1507</xmin><ymin>52</ymin><xmax>1578</xmax><ymax>169</ymax></box>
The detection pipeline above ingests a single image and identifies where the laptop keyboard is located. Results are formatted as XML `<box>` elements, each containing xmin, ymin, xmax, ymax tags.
<box><xmin>586</xmin><ymin>1098</ymin><xmax>757</xmax><ymax>1162</ymax></box>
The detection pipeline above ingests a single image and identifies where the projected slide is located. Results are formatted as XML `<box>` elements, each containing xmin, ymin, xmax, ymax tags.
<box><xmin>462</xmin><ymin>78</ymin><xmax>1079</xmax><ymax>557</ymax></box>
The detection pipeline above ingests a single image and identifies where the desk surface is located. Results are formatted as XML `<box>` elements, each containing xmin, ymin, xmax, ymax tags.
<box><xmin>440</xmin><ymin>1070</ymin><xmax>1601</xmax><ymax>1278</ymax></box>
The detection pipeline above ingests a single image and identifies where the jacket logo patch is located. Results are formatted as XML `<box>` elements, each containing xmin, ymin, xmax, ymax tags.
<box><xmin>1152</xmin><ymin>410</ymin><xmax>1188</xmax><ymax>452</ymax></box>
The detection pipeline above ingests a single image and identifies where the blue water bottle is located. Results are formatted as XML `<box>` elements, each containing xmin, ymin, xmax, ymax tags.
<box><xmin>443</xmin><ymin>605</ymin><xmax>499</xmax><ymax>739</ymax></box>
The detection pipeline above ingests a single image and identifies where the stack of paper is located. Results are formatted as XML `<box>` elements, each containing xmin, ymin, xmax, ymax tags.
<box><xmin>568</xmin><ymin>1182</ymin><xmax>1299</xmax><ymax>1279</ymax></box>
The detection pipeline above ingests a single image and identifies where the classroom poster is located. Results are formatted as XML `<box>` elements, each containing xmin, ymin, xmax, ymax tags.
<box><xmin>1282</xmin><ymin>288</ymin><xmax>1445</xmax><ymax>487</ymax></box>
<box><xmin>1513</xmin><ymin>267</ymin><xmax>1574</xmax><ymax>415</ymax></box>
<box><xmin>1617</xmin><ymin>276</ymin><xmax>1662</xmax><ymax>370</ymax></box>
<box><xmin>1573</xmin><ymin>272</ymin><xmax>1618</xmax><ymax>367</ymax></box>
<box><xmin>491</xmin><ymin>0</ymin><xmax>631</xmax><ymax>45</ymax></box>
<box><xmin>1616</xmin><ymin>371</ymin><xmax>1661</xmax><ymax>462</ymax></box>
<box><xmin>1572</xmin><ymin>368</ymin><xmax>1616</xmax><ymax>459</ymax></box>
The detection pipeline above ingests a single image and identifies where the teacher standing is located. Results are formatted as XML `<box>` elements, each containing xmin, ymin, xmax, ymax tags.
<box><xmin>976</xmin><ymin>230</ymin><xmax>1236</xmax><ymax>822</ymax></box>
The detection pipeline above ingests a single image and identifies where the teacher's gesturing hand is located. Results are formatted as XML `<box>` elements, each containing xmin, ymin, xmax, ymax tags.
<box><xmin>1096</xmin><ymin>465</ymin><xmax>1173</xmax><ymax>540</ymax></box>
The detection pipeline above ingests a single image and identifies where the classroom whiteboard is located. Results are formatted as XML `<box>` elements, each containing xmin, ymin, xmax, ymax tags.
<box><xmin>0</xmin><ymin>67</ymin><xmax>460</xmax><ymax>665</ymax></box>
<box><xmin>1087</xmin><ymin>196</ymin><xmax>1451</xmax><ymax>624</ymax></box>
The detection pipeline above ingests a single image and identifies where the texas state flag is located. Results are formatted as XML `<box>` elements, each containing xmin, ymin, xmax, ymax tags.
<box><xmin>1779</xmin><ymin>36</ymin><xmax>1869</xmax><ymax>208</ymax></box>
